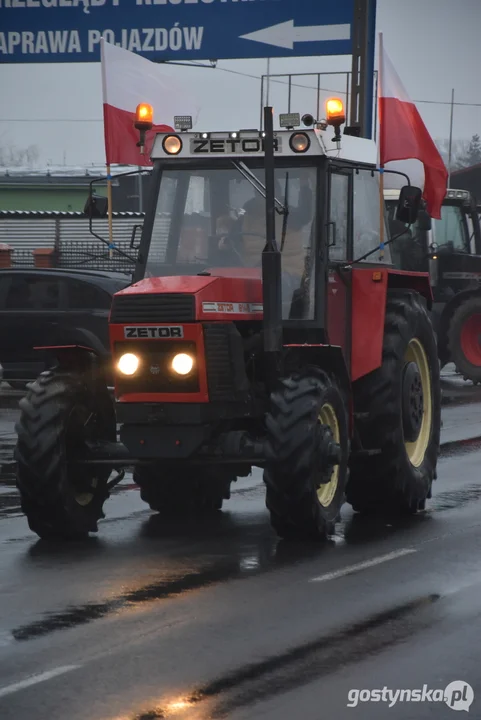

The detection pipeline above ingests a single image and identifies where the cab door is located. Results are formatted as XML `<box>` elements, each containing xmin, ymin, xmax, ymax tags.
<box><xmin>326</xmin><ymin>168</ymin><xmax>352</xmax><ymax>367</ymax></box>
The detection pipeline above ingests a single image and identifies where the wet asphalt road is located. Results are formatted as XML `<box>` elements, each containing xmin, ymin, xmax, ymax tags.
<box><xmin>1</xmin><ymin>374</ymin><xmax>481</xmax><ymax>718</ymax></box>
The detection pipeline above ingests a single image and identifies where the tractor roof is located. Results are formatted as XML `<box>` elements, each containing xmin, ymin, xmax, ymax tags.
<box><xmin>150</xmin><ymin>128</ymin><xmax>377</xmax><ymax>166</ymax></box>
<box><xmin>384</xmin><ymin>188</ymin><xmax>473</xmax><ymax>203</ymax></box>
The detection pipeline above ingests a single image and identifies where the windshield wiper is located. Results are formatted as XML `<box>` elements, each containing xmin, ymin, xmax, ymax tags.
<box><xmin>232</xmin><ymin>160</ymin><xmax>287</xmax><ymax>215</ymax></box>
<box><xmin>280</xmin><ymin>171</ymin><xmax>289</xmax><ymax>251</ymax></box>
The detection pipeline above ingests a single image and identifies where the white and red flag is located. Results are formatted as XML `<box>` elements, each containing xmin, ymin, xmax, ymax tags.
<box><xmin>100</xmin><ymin>39</ymin><xmax>197</xmax><ymax>166</ymax></box>
<box><xmin>378</xmin><ymin>34</ymin><xmax>447</xmax><ymax>219</ymax></box>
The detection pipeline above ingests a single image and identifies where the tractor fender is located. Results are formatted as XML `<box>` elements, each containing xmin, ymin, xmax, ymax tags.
<box><xmin>34</xmin><ymin>327</ymin><xmax>108</xmax><ymax>364</ymax></box>
<box><xmin>283</xmin><ymin>343</ymin><xmax>351</xmax><ymax>427</ymax></box>
<box><xmin>351</xmin><ymin>268</ymin><xmax>433</xmax><ymax>382</ymax></box>
<box><xmin>34</xmin><ymin>343</ymin><xmax>113</xmax><ymax>385</ymax></box>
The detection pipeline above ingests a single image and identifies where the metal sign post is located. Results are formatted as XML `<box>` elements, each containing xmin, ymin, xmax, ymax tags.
<box><xmin>349</xmin><ymin>0</ymin><xmax>377</xmax><ymax>138</ymax></box>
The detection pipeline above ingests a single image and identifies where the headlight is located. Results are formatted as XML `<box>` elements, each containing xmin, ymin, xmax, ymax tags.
<box><xmin>162</xmin><ymin>134</ymin><xmax>183</xmax><ymax>155</ymax></box>
<box><xmin>289</xmin><ymin>132</ymin><xmax>310</xmax><ymax>153</ymax></box>
<box><xmin>117</xmin><ymin>353</ymin><xmax>139</xmax><ymax>376</ymax></box>
<box><xmin>171</xmin><ymin>353</ymin><xmax>194</xmax><ymax>375</ymax></box>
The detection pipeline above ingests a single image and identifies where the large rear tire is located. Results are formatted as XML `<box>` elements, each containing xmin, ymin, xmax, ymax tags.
<box><xmin>15</xmin><ymin>370</ymin><xmax>116</xmax><ymax>540</ymax></box>
<box><xmin>263</xmin><ymin>371</ymin><xmax>349</xmax><ymax>541</ymax></box>
<box><xmin>134</xmin><ymin>467</ymin><xmax>234</xmax><ymax>514</ymax></box>
<box><xmin>346</xmin><ymin>292</ymin><xmax>440</xmax><ymax>515</ymax></box>
<box><xmin>447</xmin><ymin>295</ymin><xmax>481</xmax><ymax>383</ymax></box>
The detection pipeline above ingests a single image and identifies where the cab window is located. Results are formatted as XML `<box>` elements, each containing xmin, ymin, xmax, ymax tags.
<box><xmin>353</xmin><ymin>170</ymin><xmax>391</xmax><ymax>263</ymax></box>
<box><xmin>5</xmin><ymin>275</ymin><xmax>61</xmax><ymax>310</ymax></box>
<box><xmin>329</xmin><ymin>171</ymin><xmax>350</xmax><ymax>261</ymax></box>
<box><xmin>66</xmin><ymin>279</ymin><xmax>111</xmax><ymax>310</ymax></box>
<box><xmin>433</xmin><ymin>205</ymin><xmax>469</xmax><ymax>252</ymax></box>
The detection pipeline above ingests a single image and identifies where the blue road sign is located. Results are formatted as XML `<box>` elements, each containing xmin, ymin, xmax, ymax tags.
<box><xmin>0</xmin><ymin>0</ymin><xmax>354</xmax><ymax>64</ymax></box>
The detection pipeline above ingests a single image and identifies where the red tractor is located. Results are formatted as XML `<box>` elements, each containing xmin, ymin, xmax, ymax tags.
<box><xmin>14</xmin><ymin>101</ymin><xmax>441</xmax><ymax>542</ymax></box>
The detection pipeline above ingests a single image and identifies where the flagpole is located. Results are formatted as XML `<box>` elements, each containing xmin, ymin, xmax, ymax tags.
<box><xmin>106</xmin><ymin>163</ymin><xmax>114</xmax><ymax>258</ymax></box>
<box><xmin>100</xmin><ymin>37</ymin><xmax>114</xmax><ymax>259</ymax></box>
<box><xmin>378</xmin><ymin>31</ymin><xmax>385</xmax><ymax>261</ymax></box>
<box><xmin>447</xmin><ymin>87</ymin><xmax>455</xmax><ymax>189</ymax></box>
<box><xmin>266</xmin><ymin>57</ymin><xmax>271</xmax><ymax>106</ymax></box>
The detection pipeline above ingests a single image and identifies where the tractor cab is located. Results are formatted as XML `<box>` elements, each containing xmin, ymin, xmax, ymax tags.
<box><xmin>436</xmin><ymin>189</ymin><xmax>481</xmax><ymax>256</ymax></box>
<box><xmin>126</xmin><ymin>108</ymin><xmax>397</xmax><ymax>346</ymax></box>
<box><xmin>385</xmin><ymin>186</ymin><xmax>481</xmax><ymax>379</ymax></box>
<box><xmin>134</xmin><ymin>145</ymin><xmax>318</xmax><ymax>322</ymax></box>
<box><xmin>385</xmin><ymin>188</ymin><xmax>481</xmax><ymax>288</ymax></box>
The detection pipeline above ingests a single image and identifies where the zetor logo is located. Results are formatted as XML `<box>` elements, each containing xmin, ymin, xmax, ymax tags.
<box><xmin>124</xmin><ymin>326</ymin><xmax>184</xmax><ymax>339</ymax></box>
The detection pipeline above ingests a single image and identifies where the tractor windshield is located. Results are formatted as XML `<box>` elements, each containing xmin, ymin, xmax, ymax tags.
<box><xmin>432</xmin><ymin>205</ymin><xmax>470</xmax><ymax>253</ymax></box>
<box><xmin>143</xmin><ymin>161</ymin><xmax>317</xmax><ymax>317</ymax></box>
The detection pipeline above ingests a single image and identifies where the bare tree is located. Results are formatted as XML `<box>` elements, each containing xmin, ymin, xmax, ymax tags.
<box><xmin>0</xmin><ymin>144</ymin><xmax>40</xmax><ymax>168</ymax></box>
<box><xmin>460</xmin><ymin>134</ymin><xmax>481</xmax><ymax>167</ymax></box>
<box><xmin>435</xmin><ymin>138</ymin><xmax>471</xmax><ymax>172</ymax></box>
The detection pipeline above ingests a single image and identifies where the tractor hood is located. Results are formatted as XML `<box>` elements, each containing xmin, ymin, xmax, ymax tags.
<box><xmin>112</xmin><ymin>270</ymin><xmax>264</xmax><ymax>322</ymax></box>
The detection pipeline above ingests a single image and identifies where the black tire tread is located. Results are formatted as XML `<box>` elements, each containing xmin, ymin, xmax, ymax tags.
<box><xmin>346</xmin><ymin>292</ymin><xmax>440</xmax><ymax>514</ymax></box>
<box><xmin>447</xmin><ymin>295</ymin><xmax>481</xmax><ymax>383</ymax></box>
<box><xmin>15</xmin><ymin>370</ymin><xmax>115</xmax><ymax>539</ymax></box>
<box><xmin>264</xmin><ymin>370</ymin><xmax>348</xmax><ymax>541</ymax></box>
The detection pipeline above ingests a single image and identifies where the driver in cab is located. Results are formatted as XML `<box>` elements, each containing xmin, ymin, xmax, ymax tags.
<box><xmin>216</xmin><ymin>172</ymin><xmax>313</xmax><ymax>289</ymax></box>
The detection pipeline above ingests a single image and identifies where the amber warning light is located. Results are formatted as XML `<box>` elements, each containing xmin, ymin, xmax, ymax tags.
<box><xmin>135</xmin><ymin>103</ymin><xmax>154</xmax><ymax>154</ymax></box>
<box><xmin>326</xmin><ymin>98</ymin><xmax>345</xmax><ymax>126</ymax></box>
<box><xmin>135</xmin><ymin>103</ymin><xmax>153</xmax><ymax>130</ymax></box>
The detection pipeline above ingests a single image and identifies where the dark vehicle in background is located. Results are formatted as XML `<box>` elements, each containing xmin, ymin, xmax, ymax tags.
<box><xmin>0</xmin><ymin>268</ymin><xmax>130</xmax><ymax>389</ymax></box>
<box><xmin>385</xmin><ymin>188</ymin><xmax>481</xmax><ymax>383</ymax></box>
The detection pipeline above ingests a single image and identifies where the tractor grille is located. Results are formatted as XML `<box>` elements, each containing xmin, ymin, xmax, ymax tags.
<box><xmin>203</xmin><ymin>324</ymin><xmax>238</xmax><ymax>401</ymax></box>
<box><xmin>110</xmin><ymin>293</ymin><xmax>195</xmax><ymax>323</ymax></box>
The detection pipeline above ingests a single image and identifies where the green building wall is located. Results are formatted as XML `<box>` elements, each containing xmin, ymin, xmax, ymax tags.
<box><xmin>0</xmin><ymin>186</ymin><xmax>107</xmax><ymax>212</ymax></box>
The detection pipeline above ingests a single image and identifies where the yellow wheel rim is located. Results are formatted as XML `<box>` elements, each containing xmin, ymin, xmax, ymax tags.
<box><xmin>404</xmin><ymin>338</ymin><xmax>432</xmax><ymax>467</ymax></box>
<box><xmin>75</xmin><ymin>477</ymin><xmax>98</xmax><ymax>507</ymax></box>
<box><xmin>317</xmin><ymin>403</ymin><xmax>340</xmax><ymax>507</ymax></box>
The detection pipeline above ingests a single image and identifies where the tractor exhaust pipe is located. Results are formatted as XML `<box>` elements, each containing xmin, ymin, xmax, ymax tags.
<box><xmin>262</xmin><ymin>106</ymin><xmax>283</xmax><ymax>378</ymax></box>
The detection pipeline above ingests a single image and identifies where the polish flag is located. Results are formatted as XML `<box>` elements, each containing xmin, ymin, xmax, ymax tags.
<box><xmin>101</xmin><ymin>39</ymin><xmax>197</xmax><ymax>167</ymax></box>
<box><xmin>378</xmin><ymin>34</ymin><xmax>447</xmax><ymax>219</ymax></box>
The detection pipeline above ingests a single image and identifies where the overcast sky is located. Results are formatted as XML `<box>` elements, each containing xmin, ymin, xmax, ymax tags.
<box><xmin>0</xmin><ymin>0</ymin><xmax>480</xmax><ymax>168</ymax></box>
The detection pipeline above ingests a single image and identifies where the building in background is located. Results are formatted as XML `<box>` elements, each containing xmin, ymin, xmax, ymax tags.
<box><xmin>451</xmin><ymin>163</ymin><xmax>481</xmax><ymax>204</ymax></box>
<box><xmin>0</xmin><ymin>167</ymin><xmax>152</xmax><ymax>213</ymax></box>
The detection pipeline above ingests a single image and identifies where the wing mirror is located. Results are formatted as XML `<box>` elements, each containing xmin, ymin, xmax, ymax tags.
<box><xmin>130</xmin><ymin>224</ymin><xmax>143</xmax><ymax>250</ymax></box>
<box><xmin>417</xmin><ymin>209</ymin><xmax>432</xmax><ymax>232</ymax></box>
<box><xmin>84</xmin><ymin>193</ymin><xmax>108</xmax><ymax>219</ymax></box>
<box><xmin>395</xmin><ymin>185</ymin><xmax>422</xmax><ymax>225</ymax></box>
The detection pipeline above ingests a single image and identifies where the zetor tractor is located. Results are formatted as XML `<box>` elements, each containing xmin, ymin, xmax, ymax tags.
<box><xmin>385</xmin><ymin>187</ymin><xmax>481</xmax><ymax>382</ymax></box>
<box><xmin>14</xmin><ymin>101</ymin><xmax>441</xmax><ymax>542</ymax></box>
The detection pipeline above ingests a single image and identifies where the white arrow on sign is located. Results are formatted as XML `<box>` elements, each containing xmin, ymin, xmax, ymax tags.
<box><xmin>240</xmin><ymin>19</ymin><xmax>351</xmax><ymax>51</ymax></box>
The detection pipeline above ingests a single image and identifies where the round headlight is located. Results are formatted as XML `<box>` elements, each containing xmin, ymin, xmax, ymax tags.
<box><xmin>117</xmin><ymin>353</ymin><xmax>139</xmax><ymax>376</ymax></box>
<box><xmin>162</xmin><ymin>134</ymin><xmax>183</xmax><ymax>155</ymax></box>
<box><xmin>289</xmin><ymin>132</ymin><xmax>310</xmax><ymax>153</ymax></box>
<box><xmin>171</xmin><ymin>353</ymin><xmax>194</xmax><ymax>375</ymax></box>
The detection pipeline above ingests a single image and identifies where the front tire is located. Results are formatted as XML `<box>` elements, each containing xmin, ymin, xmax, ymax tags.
<box><xmin>447</xmin><ymin>296</ymin><xmax>481</xmax><ymax>383</ymax></box>
<box><xmin>346</xmin><ymin>291</ymin><xmax>440</xmax><ymax>515</ymax></box>
<box><xmin>15</xmin><ymin>370</ymin><xmax>116</xmax><ymax>540</ymax></box>
<box><xmin>263</xmin><ymin>371</ymin><xmax>349</xmax><ymax>541</ymax></box>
